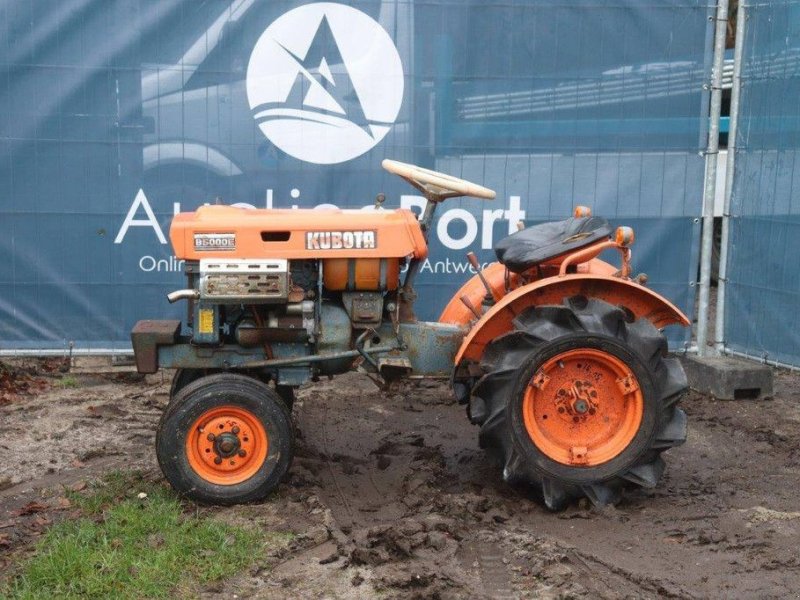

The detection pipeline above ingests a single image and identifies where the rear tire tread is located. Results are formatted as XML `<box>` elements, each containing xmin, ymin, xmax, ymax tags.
<box><xmin>469</xmin><ymin>297</ymin><xmax>687</xmax><ymax>510</ymax></box>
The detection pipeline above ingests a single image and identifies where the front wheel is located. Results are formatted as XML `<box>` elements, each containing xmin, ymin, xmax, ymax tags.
<box><xmin>156</xmin><ymin>373</ymin><xmax>293</xmax><ymax>504</ymax></box>
<box><xmin>169</xmin><ymin>369</ymin><xmax>294</xmax><ymax>411</ymax></box>
<box><xmin>169</xmin><ymin>368</ymin><xmax>218</xmax><ymax>401</ymax></box>
<box><xmin>469</xmin><ymin>297</ymin><xmax>687</xmax><ymax>510</ymax></box>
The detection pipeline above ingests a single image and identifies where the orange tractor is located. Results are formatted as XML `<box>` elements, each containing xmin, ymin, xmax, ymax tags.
<box><xmin>132</xmin><ymin>160</ymin><xmax>689</xmax><ymax>510</ymax></box>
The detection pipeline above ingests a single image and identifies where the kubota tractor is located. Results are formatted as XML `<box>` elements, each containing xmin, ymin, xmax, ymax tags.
<box><xmin>132</xmin><ymin>159</ymin><xmax>689</xmax><ymax>510</ymax></box>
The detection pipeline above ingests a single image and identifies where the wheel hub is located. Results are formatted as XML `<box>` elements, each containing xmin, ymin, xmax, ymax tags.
<box><xmin>214</xmin><ymin>432</ymin><xmax>241</xmax><ymax>458</ymax></box>
<box><xmin>555</xmin><ymin>381</ymin><xmax>599</xmax><ymax>422</ymax></box>
<box><xmin>185</xmin><ymin>406</ymin><xmax>268</xmax><ymax>485</ymax></box>
<box><xmin>523</xmin><ymin>348</ymin><xmax>644</xmax><ymax>467</ymax></box>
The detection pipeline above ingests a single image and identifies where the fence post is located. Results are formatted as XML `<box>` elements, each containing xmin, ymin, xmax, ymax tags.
<box><xmin>715</xmin><ymin>1</ymin><xmax>746</xmax><ymax>353</ymax></box>
<box><xmin>696</xmin><ymin>0</ymin><xmax>730</xmax><ymax>357</ymax></box>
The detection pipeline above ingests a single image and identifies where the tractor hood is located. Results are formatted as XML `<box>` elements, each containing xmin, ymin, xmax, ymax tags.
<box><xmin>170</xmin><ymin>205</ymin><xmax>428</xmax><ymax>261</ymax></box>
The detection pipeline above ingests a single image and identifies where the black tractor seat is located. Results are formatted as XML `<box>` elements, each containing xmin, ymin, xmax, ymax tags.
<box><xmin>494</xmin><ymin>216</ymin><xmax>612</xmax><ymax>274</ymax></box>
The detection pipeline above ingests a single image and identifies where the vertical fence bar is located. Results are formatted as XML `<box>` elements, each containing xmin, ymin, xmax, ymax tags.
<box><xmin>715</xmin><ymin>1</ymin><xmax>746</xmax><ymax>353</ymax></box>
<box><xmin>696</xmin><ymin>0</ymin><xmax>730</xmax><ymax>357</ymax></box>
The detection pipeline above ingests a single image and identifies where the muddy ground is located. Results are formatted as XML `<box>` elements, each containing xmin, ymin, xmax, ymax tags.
<box><xmin>1</xmin><ymin>360</ymin><xmax>799</xmax><ymax>599</ymax></box>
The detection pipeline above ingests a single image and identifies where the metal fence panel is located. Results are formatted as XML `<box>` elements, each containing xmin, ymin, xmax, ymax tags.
<box><xmin>0</xmin><ymin>0</ymin><xmax>713</xmax><ymax>352</ymax></box>
<box><xmin>725</xmin><ymin>0</ymin><xmax>800</xmax><ymax>365</ymax></box>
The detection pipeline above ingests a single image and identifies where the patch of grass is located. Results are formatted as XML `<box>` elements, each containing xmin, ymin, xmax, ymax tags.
<box><xmin>54</xmin><ymin>375</ymin><xmax>79</xmax><ymax>388</ymax></box>
<box><xmin>4</xmin><ymin>471</ymin><xmax>270</xmax><ymax>599</ymax></box>
<box><xmin>64</xmin><ymin>469</ymin><xmax>144</xmax><ymax>514</ymax></box>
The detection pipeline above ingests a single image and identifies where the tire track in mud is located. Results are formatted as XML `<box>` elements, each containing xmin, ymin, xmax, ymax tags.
<box><xmin>311</xmin><ymin>398</ymin><xmax>409</xmax><ymax>530</ymax></box>
<box><xmin>294</xmin><ymin>380</ymin><xmax>537</xmax><ymax>598</ymax></box>
<box><xmin>318</xmin><ymin>402</ymin><xmax>356</xmax><ymax>526</ymax></box>
<box><xmin>459</xmin><ymin>538</ymin><xmax>515</xmax><ymax>599</ymax></box>
<box><xmin>564</xmin><ymin>547</ymin><xmax>697</xmax><ymax>599</ymax></box>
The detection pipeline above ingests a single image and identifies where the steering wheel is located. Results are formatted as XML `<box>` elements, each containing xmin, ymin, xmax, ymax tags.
<box><xmin>382</xmin><ymin>159</ymin><xmax>496</xmax><ymax>202</ymax></box>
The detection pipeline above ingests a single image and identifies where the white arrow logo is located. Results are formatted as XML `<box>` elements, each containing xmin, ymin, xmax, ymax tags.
<box><xmin>246</xmin><ymin>3</ymin><xmax>404</xmax><ymax>165</ymax></box>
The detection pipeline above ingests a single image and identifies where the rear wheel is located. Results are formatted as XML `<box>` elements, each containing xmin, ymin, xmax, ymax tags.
<box><xmin>156</xmin><ymin>373</ymin><xmax>293</xmax><ymax>504</ymax></box>
<box><xmin>469</xmin><ymin>297</ymin><xmax>687</xmax><ymax>509</ymax></box>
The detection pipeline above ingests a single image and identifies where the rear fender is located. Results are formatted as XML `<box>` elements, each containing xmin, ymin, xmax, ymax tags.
<box><xmin>439</xmin><ymin>258</ymin><xmax>616</xmax><ymax>327</ymax></box>
<box><xmin>454</xmin><ymin>274</ymin><xmax>690</xmax><ymax>365</ymax></box>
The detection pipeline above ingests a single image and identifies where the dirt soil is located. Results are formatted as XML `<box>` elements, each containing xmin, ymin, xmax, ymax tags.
<box><xmin>2</xmin><ymin>360</ymin><xmax>800</xmax><ymax>599</ymax></box>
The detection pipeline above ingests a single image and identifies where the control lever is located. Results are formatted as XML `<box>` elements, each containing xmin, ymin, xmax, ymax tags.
<box><xmin>466</xmin><ymin>252</ymin><xmax>496</xmax><ymax>306</ymax></box>
<box><xmin>459</xmin><ymin>295</ymin><xmax>482</xmax><ymax>319</ymax></box>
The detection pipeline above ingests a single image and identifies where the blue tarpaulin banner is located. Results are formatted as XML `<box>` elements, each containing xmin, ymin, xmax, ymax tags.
<box><xmin>0</xmin><ymin>0</ymin><xmax>712</xmax><ymax>351</ymax></box>
<box><xmin>725</xmin><ymin>0</ymin><xmax>800</xmax><ymax>366</ymax></box>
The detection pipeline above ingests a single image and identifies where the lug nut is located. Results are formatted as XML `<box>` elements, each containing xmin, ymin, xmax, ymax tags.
<box><xmin>207</xmin><ymin>433</ymin><xmax>216</xmax><ymax>442</ymax></box>
<box><xmin>231</xmin><ymin>425</ymin><xmax>240</xmax><ymax>435</ymax></box>
<box><xmin>214</xmin><ymin>456</ymin><xmax>222</xmax><ymax>465</ymax></box>
<box><xmin>238</xmin><ymin>449</ymin><xmax>247</xmax><ymax>458</ymax></box>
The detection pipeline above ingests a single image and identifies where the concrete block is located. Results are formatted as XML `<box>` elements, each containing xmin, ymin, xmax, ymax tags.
<box><xmin>681</xmin><ymin>355</ymin><xmax>773</xmax><ymax>400</ymax></box>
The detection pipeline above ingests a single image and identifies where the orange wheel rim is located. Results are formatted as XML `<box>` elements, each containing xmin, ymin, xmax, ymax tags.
<box><xmin>522</xmin><ymin>349</ymin><xmax>643</xmax><ymax>466</ymax></box>
<box><xmin>185</xmin><ymin>406</ymin><xmax>268</xmax><ymax>485</ymax></box>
